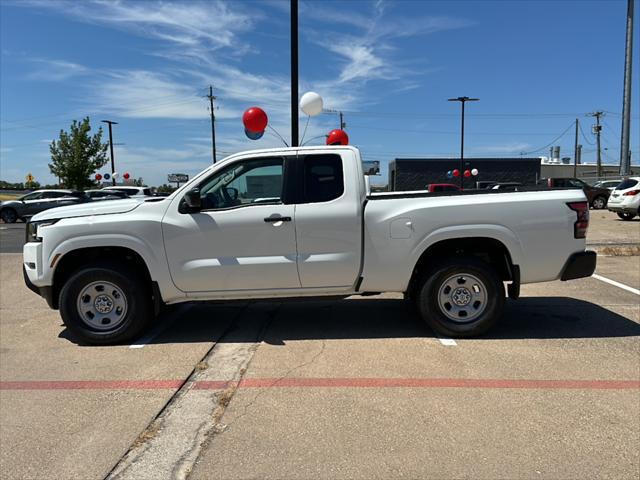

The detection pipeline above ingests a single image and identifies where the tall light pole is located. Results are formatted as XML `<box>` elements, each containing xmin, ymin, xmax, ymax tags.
<box><xmin>101</xmin><ymin>120</ymin><xmax>118</xmax><ymax>186</ymax></box>
<box><xmin>448</xmin><ymin>97</ymin><xmax>479</xmax><ymax>189</ymax></box>
<box><xmin>290</xmin><ymin>0</ymin><xmax>299</xmax><ymax>147</ymax></box>
<box><xmin>619</xmin><ymin>0</ymin><xmax>634</xmax><ymax>176</ymax></box>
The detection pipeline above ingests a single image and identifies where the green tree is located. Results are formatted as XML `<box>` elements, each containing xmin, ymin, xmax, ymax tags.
<box><xmin>49</xmin><ymin>117</ymin><xmax>108</xmax><ymax>190</ymax></box>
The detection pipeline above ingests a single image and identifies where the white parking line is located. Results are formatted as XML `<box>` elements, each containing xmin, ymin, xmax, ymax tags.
<box><xmin>437</xmin><ymin>337</ymin><xmax>457</xmax><ymax>346</ymax></box>
<box><xmin>592</xmin><ymin>274</ymin><xmax>640</xmax><ymax>296</ymax></box>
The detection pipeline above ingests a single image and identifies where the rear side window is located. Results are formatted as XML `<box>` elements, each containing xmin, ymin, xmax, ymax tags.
<box><xmin>303</xmin><ymin>154</ymin><xmax>344</xmax><ymax>203</ymax></box>
<box><xmin>617</xmin><ymin>179</ymin><xmax>638</xmax><ymax>190</ymax></box>
<box><xmin>42</xmin><ymin>191</ymin><xmax>66</xmax><ymax>199</ymax></box>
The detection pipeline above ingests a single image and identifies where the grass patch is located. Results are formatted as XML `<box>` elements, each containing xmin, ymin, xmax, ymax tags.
<box><xmin>0</xmin><ymin>194</ymin><xmax>20</xmax><ymax>201</ymax></box>
<box><xmin>598</xmin><ymin>245</ymin><xmax>640</xmax><ymax>256</ymax></box>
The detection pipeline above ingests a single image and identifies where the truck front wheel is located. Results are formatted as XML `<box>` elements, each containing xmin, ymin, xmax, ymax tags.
<box><xmin>416</xmin><ymin>258</ymin><xmax>504</xmax><ymax>337</ymax></box>
<box><xmin>59</xmin><ymin>262</ymin><xmax>153</xmax><ymax>345</ymax></box>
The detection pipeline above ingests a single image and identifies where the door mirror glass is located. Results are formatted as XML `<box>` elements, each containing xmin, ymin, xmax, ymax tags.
<box><xmin>183</xmin><ymin>188</ymin><xmax>202</xmax><ymax>210</ymax></box>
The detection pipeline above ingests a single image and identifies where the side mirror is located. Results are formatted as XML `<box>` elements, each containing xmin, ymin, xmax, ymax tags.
<box><xmin>183</xmin><ymin>188</ymin><xmax>201</xmax><ymax>210</ymax></box>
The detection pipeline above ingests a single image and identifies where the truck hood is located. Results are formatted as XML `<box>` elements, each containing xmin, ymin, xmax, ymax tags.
<box><xmin>30</xmin><ymin>198</ymin><xmax>143</xmax><ymax>221</ymax></box>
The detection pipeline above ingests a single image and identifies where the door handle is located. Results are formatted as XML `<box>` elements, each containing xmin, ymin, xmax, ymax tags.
<box><xmin>264</xmin><ymin>216</ymin><xmax>291</xmax><ymax>223</ymax></box>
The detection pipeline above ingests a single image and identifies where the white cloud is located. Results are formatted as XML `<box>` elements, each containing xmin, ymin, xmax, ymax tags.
<box><xmin>27</xmin><ymin>58</ymin><xmax>88</xmax><ymax>81</ymax></box>
<box><xmin>20</xmin><ymin>0</ymin><xmax>255</xmax><ymax>62</ymax></box>
<box><xmin>473</xmin><ymin>143</ymin><xmax>533</xmax><ymax>154</ymax></box>
<box><xmin>303</xmin><ymin>0</ymin><xmax>472</xmax><ymax>85</ymax></box>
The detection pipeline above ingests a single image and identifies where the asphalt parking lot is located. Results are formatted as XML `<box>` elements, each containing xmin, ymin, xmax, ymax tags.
<box><xmin>1</xmin><ymin>211</ymin><xmax>638</xmax><ymax>479</ymax></box>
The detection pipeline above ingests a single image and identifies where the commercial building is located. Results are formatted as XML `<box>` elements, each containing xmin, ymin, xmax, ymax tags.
<box><xmin>388</xmin><ymin>157</ymin><xmax>640</xmax><ymax>191</ymax></box>
<box><xmin>388</xmin><ymin>157</ymin><xmax>541</xmax><ymax>191</ymax></box>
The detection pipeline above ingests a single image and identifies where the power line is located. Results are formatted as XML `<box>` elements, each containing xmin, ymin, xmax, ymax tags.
<box><xmin>578</xmin><ymin>122</ymin><xmax>595</xmax><ymax>145</ymax></box>
<box><xmin>518</xmin><ymin>122</ymin><xmax>576</xmax><ymax>155</ymax></box>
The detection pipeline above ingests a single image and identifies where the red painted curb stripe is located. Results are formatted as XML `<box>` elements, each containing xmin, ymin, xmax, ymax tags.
<box><xmin>1</xmin><ymin>378</ymin><xmax>638</xmax><ymax>391</ymax></box>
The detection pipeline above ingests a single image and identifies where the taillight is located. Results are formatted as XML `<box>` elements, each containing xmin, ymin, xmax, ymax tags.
<box><xmin>623</xmin><ymin>190</ymin><xmax>640</xmax><ymax>196</ymax></box>
<box><xmin>567</xmin><ymin>202</ymin><xmax>589</xmax><ymax>239</ymax></box>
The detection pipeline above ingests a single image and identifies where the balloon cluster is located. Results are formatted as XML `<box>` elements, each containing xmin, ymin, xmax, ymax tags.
<box><xmin>241</xmin><ymin>91</ymin><xmax>350</xmax><ymax>146</ymax></box>
<box><xmin>242</xmin><ymin>107</ymin><xmax>268</xmax><ymax>140</ymax></box>
<box><xmin>447</xmin><ymin>168</ymin><xmax>479</xmax><ymax>179</ymax></box>
<box><xmin>95</xmin><ymin>172</ymin><xmax>130</xmax><ymax>181</ymax></box>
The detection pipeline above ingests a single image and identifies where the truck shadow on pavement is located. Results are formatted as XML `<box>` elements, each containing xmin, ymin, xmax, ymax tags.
<box><xmin>58</xmin><ymin>297</ymin><xmax>640</xmax><ymax>345</ymax></box>
<box><xmin>60</xmin><ymin>296</ymin><xmax>638</xmax><ymax>346</ymax></box>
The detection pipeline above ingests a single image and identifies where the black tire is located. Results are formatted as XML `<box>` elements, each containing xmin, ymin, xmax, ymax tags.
<box><xmin>617</xmin><ymin>211</ymin><xmax>637</xmax><ymax>221</ymax></box>
<box><xmin>0</xmin><ymin>208</ymin><xmax>18</xmax><ymax>223</ymax></box>
<box><xmin>591</xmin><ymin>196</ymin><xmax>607</xmax><ymax>210</ymax></box>
<box><xmin>59</xmin><ymin>261</ymin><xmax>153</xmax><ymax>345</ymax></box>
<box><xmin>415</xmin><ymin>257</ymin><xmax>504</xmax><ymax>338</ymax></box>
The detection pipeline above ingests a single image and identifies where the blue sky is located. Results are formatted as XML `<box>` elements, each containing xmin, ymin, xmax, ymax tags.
<box><xmin>1</xmin><ymin>0</ymin><xmax>638</xmax><ymax>186</ymax></box>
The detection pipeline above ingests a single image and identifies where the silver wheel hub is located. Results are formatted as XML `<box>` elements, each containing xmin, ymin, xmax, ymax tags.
<box><xmin>451</xmin><ymin>287</ymin><xmax>472</xmax><ymax>306</ymax></box>
<box><xmin>94</xmin><ymin>295</ymin><xmax>114</xmax><ymax>314</ymax></box>
<box><xmin>76</xmin><ymin>281</ymin><xmax>127</xmax><ymax>330</ymax></box>
<box><xmin>438</xmin><ymin>273</ymin><xmax>488</xmax><ymax>323</ymax></box>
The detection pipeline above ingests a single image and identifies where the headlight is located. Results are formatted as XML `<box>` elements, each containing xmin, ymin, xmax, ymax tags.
<box><xmin>25</xmin><ymin>219</ymin><xmax>60</xmax><ymax>243</ymax></box>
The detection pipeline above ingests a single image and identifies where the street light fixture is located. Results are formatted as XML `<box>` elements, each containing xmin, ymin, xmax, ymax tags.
<box><xmin>101</xmin><ymin>120</ymin><xmax>118</xmax><ymax>186</ymax></box>
<box><xmin>448</xmin><ymin>96</ymin><xmax>479</xmax><ymax>189</ymax></box>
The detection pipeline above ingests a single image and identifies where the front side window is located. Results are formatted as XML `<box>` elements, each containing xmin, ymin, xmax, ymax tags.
<box><xmin>302</xmin><ymin>154</ymin><xmax>344</xmax><ymax>203</ymax></box>
<box><xmin>198</xmin><ymin>157</ymin><xmax>284</xmax><ymax>210</ymax></box>
<box><xmin>569</xmin><ymin>179</ymin><xmax>586</xmax><ymax>188</ymax></box>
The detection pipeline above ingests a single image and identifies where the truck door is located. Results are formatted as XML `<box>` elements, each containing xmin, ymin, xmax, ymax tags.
<box><xmin>162</xmin><ymin>155</ymin><xmax>300</xmax><ymax>293</ymax></box>
<box><xmin>293</xmin><ymin>152</ymin><xmax>362</xmax><ymax>288</ymax></box>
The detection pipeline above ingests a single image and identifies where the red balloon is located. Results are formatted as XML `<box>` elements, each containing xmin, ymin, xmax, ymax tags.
<box><xmin>464</xmin><ymin>169</ymin><xmax>471</xmax><ymax>177</ymax></box>
<box><xmin>95</xmin><ymin>174</ymin><xmax>102</xmax><ymax>181</ymax></box>
<box><xmin>326</xmin><ymin>129</ymin><xmax>349</xmax><ymax>145</ymax></box>
<box><xmin>452</xmin><ymin>169</ymin><xmax>460</xmax><ymax>177</ymax></box>
<box><xmin>123</xmin><ymin>172</ymin><xmax>130</xmax><ymax>180</ymax></box>
<box><xmin>242</xmin><ymin>107</ymin><xmax>268</xmax><ymax>133</ymax></box>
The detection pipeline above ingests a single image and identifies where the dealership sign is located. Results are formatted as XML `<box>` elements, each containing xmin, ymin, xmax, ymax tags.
<box><xmin>168</xmin><ymin>173</ymin><xmax>189</xmax><ymax>183</ymax></box>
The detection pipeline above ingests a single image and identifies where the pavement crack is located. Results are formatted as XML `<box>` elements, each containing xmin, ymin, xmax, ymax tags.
<box><xmin>222</xmin><ymin>337</ymin><xmax>327</xmax><ymax>435</ymax></box>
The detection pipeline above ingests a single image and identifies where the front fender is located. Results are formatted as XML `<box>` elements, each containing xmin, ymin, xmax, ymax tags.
<box><xmin>44</xmin><ymin>234</ymin><xmax>184</xmax><ymax>303</ymax></box>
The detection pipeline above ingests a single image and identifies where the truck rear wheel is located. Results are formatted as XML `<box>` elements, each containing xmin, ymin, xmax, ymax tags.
<box><xmin>416</xmin><ymin>258</ymin><xmax>504</xmax><ymax>337</ymax></box>
<box><xmin>59</xmin><ymin>262</ymin><xmax>153</xmax><ymax>345</ymax></box>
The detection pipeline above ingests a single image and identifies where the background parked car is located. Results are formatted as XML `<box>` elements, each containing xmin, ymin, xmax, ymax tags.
<box><xmin>425</xmin><ymin>183</ymin><xmax>460</xmax><ymax>193</ymax></box>
<box><xmin>102</xmin><ymin>186</ymin><xmax>152</xmax><ymax>197</ymax></box>
<box><xmin>84</xmin><ymin>189</ymin><xmax>130</xmax><ymax>201</ymax></box>
<box><xmin>607</xmin><ymin>177</ymin><xmax>640</xmax><ymax>221</ymax></box>
<box><xmin>593</xmin><ymin>179</ymin><xmax>622</xmax><ymax>191</ymax></box>
<box><xmin>538</xmin><ymin>177</ymin><xmax>610</xmax><ymax>209</ymax></box>
<box><xmin>490</xmin><ymin>182</ymin><xmax>523</xmax><ymax>191</ymax></box>
<box><xmin>0</xmin><ymin>189</ymin><xmax>85</xmax><ymax>223</ymax></box>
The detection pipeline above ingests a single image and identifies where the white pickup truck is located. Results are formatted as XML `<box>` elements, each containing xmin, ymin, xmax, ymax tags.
<box><xmin>23</xmin><ymin>146</ymin><xmax>596</xmax><ymax>344</ymax></box>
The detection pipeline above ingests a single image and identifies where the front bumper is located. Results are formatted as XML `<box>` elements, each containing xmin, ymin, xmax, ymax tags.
<box><xmin>23</xmin><ymin>265</ymin><xmax>56</xmax><ymax>308</ymax></box>
<box><xmin>560</xmin><ymin>251</ymin><xmax>597</xmax><ymax>281</ymax></box>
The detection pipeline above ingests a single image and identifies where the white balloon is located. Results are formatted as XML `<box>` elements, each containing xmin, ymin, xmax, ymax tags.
<box><xmin>300</xmin><ymin>91</ymin><xmax>323</xmax><ymax>117</ymax></box>
<box><xmin>471</xmin><ymin>168</ymin><xmax>479</xmax><ymax>176</ymax></box>
<box><xmin>112</xmin><ymin>172</ymin><xmax>120</xmax><ymax>179</ymax></box>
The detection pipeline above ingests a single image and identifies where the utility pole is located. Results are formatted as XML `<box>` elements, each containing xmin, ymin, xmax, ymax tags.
<box><xmin>290</xmin><ymin>0</ymin><xmax>299</xmax><ymax>147</ymax></box>
<box><xmin>620</xmin><ymin>0</ymin><xmax>634</xmax><ymax>176</ymax></box>
<box><xmin>573</xmin><ymin>118</ymin><xmax>579</xmax><ymax>178</ymax></box>
<box><xmin>588</xmin><ymin>111</ymin><xmax>604</xmax><ymax>178</ymax></box>
<box><xmin>206</xmin><ymin>85</ymin><xmax>217</xmax><ymax>164</ymax></box>
<box><xmin>339</xmin><ymin>111</ymin><xmax>346</xmax><ymax>130</ymax></box>
<box><xmin>448</xmin><ymin>96</ymin><xmax>479</xmax><ymax>190</ymax></box>
<box><xmin>101</xmin><ymin>120</ymin><xmax>118</xmax><ymax>185</ymax></box>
